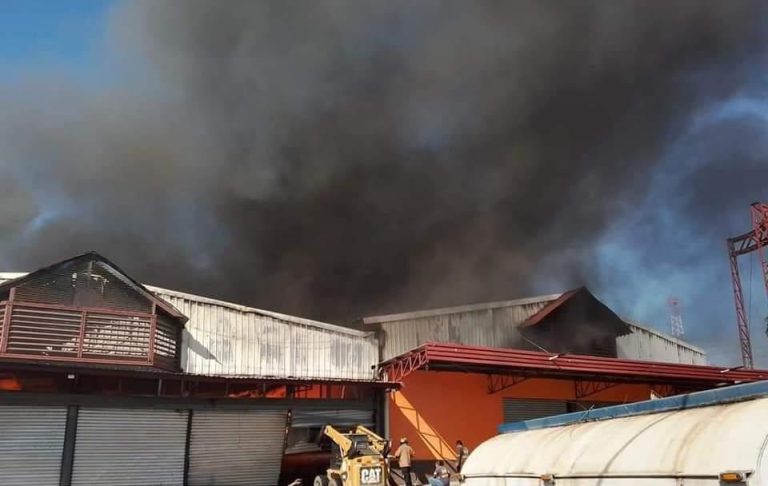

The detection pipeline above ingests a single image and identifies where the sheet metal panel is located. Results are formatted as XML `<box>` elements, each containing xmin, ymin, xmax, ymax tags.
<box><xmin>188</xmin><ymin>409</ymin><xmax>287</xmax><ymax>486</ymax></box>
<box><xmin>502</xmin><ymin>398</ymin><xmax>568</xmax><ymax>424</ymax></box>
<box><xmin>152</xmin><ymin>287</ymin><xmax>378</xmax><ymax>380</ymax></box>
<box><xmin>377</xmin><ymin>300</ymin><xmax>551</xmax><ymax>361</ymax></box>
<box><xmin>71</xmin><ymin>408</ymin><xmax>188</xmax><ymax>486</ymax></box>
<box><xmin>291</xmin><ymin>408</ymin><xmax>374</xmax><ymax>427</ymax></box>
<box><xmin>0</xmin><ymin>406</ymin><xmax>67</xmax><ymax>486</ymax></box>
<box><xmin>464</xmin><ymin>396</ymin><xmax>768</xmax><ymax>485</ymax></box>
<box><xmin>618</xmin><ymin>322</ymin><xmax>706</xmax><ymax>365</ymax></box>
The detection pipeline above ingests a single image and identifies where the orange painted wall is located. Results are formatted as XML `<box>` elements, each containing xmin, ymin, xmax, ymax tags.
<box><xmin>389</xmin><ymin>370</ymin><xmax>652</xmax><ymax>461</ymax></box>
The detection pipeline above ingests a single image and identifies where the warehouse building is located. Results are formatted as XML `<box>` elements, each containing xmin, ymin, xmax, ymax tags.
<box><xmin>0</xmin><ymin>252</ymin><xmax>391</xmax><ymax>486</ymax></box>
<box><xmin>0</xmin><ymin>251</ymin><xmax>763</xmax><ymax>486</ymax></box>
<box><xmin>364</xmin><ymin>289</ymin><xmax>759</xmax><ymax>480</ymax></box>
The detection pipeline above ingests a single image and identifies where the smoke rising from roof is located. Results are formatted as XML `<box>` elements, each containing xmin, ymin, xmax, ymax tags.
<box><xmin>0</xmin><ymin>1</ymin><xmax>766</xmax><ymax>323</ymax></box>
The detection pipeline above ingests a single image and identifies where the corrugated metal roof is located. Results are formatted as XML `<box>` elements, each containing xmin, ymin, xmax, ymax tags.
<box><xmin>0</xmin><ymin>253</ymin><xmax>187</xmax><ymax>322</ymax></box>
<box><xmin>623</xmin><ymin>319</ymin><xmax>705</xmax><ymax>354</ymax></box>
<box><xmin>0</xmin><ymin>273</ymin><xmax>369</xmax><ymax>338</ymax></box>
<box><xmin>0</xmin><ymin>274</ymin><xmax>378</xmax><ymax>380</ymax></box>
<box><xmin>379</xmin><ymin>342</ymin><xmax>768</xmax><ymax>384</ymax></box>
<box><xmin>363</xmin><ymin>289</ymin><xmax>705</xmax><ymax>363</ymax></box>
<box><xmin>361</xmin><ymin>293</ymin><xmax>562</xmax><ymax>324</ymax></box>
<box><xmin>148</xmin><ymin>285</ymin><xmax>370</xmax><ymax>337</ymax></box>
<box><xmin>149</xmin><ymin>287</ymin><xmax>378</xmax><ymax>380</ymax></box>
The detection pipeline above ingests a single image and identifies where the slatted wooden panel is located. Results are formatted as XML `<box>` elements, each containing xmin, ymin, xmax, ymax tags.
<box><xmin>0</xmin><ymin>300</ymin><xmax>180</xmax><ymax>370</ymax></box>
<box><xmin>154</xmin><ymin>316</ymin><xmax>179</xmax><ymax>370</ymax></box>
<box><xmin>6</xmin><ymin>305</ymin><xmax>81</xmax><ymax>357</ymax></box>
<box><xmin>82</xmin><ymin>313</ymin><xmax>151</xmax><ymax>362</ymax></box>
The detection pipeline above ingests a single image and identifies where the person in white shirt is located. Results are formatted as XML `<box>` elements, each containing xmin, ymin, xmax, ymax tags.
<box><xmin>428</xmin><ymin>460</ymin><xmax>450</xmax><ymax>486</ymax></box>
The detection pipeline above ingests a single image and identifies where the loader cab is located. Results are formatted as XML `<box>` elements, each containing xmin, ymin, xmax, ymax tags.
<box><xmin>346</xmin><ymin>434</ymin><xmax>377</xmax><ymax>458</ymax></box>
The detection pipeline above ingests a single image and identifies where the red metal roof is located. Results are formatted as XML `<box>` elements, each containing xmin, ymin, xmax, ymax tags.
<box><xmin>378</xmin><ymin>342</ymin><xmax>768</xmax><ymax>385</ymax></box>
<box><xmin>519</xmin><ymin>288</ymin><xmax>580</xmax><ymax>328</ymax></box>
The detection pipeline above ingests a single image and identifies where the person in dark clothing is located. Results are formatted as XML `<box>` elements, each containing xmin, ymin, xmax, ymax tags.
<box><xmin>455</xmin><ymin>440</ymin><xmax>470</xmax><ymax>473</ymax></box>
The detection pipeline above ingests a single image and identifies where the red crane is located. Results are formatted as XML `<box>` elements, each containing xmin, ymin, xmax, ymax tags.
<box><xmin>727</xmin><ymin>202</ymin><xmax>768</xmax><ymax>369</ymax></box>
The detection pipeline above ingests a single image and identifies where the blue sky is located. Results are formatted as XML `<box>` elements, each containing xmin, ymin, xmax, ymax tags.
<box><xmin>0</xmin><ymin>0</ymin><xmax>114</xmax><ymax>81</ymax></box>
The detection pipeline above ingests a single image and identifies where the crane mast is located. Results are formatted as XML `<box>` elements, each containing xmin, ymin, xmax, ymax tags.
<box><xmin>726</xmin><ymin>202</ymin><xmax>768</xmax><ymax>368</ymax></box>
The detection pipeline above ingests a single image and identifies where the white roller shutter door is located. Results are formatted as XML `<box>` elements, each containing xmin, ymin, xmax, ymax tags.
<box><xmin>188</xmin><ymin>409</ymin><xmax>287</xmax><ymax>486</ymax></box>
<box><xmin>71</xmin><ymin>408</ymin><xmax>188</xmax><ymax>486</ymax></box>
<box><xmin>0</xmin><ymin>405</ymin><xmax>67</xmax><ymax>486</ymax></box>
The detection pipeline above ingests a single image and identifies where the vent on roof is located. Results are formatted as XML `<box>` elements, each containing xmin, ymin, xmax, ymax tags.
<box><xmin>13</xmin><ymin>260</ymin><xmax>151</xmax><ymax>314</ymax></box>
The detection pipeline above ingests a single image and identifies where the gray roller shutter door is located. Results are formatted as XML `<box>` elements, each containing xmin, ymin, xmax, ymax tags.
<box><xmin>0</xmin><ymin>406</ymin><xmax>67</xmax><ymax>486</ymax></box>
<box><xmin>291</xmin><ymin>408</ymin><xmax>374</xmax><ymax>427</ymax></box>
<box><xmin>502</xmin><ymin>398</ymin><xmax>568</xmax><ymax>424</ymax></box>
<box><xmin>188</xmin><ymin>409</ymin><xmax>287</xmax><ymax>486</ymax></box>
<box><xmin>71</xmin><ymin>408</ymin><xmax>188</xmax><ymax>486</ymax></box>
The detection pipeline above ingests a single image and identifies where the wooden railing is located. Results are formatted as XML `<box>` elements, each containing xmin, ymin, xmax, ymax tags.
<box><xmin>0</xmin><ymin>301</ymin><xmax>178</xmax><ymax>371</ymax></box>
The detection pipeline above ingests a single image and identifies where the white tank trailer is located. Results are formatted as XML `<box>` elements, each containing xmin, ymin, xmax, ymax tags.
<box><xmin>461</xmin><ymin>380</ymin><xmax>768</xmax><ymax>485</ymax></box>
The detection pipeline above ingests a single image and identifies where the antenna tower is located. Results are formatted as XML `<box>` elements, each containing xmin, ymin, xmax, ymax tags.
<box><xmin>668</xmin><ymin>297</ymin><xmax>684</xmax><ymax>338</ymax></box>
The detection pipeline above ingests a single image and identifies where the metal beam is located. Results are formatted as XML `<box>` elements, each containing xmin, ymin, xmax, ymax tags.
<box><xmin>377</xmin><ymin>347</ymin><xmax>429</xmax><ymax>382</ymax></box>
<box><xmin>574</xmin><ymin>380</ymin><xmax>620</xmax><ymax>399</ymax></box>
<box><xmin>487</xmin><ymin>374</ymin><xmax>528</xmax><ymax>394</ymax></box>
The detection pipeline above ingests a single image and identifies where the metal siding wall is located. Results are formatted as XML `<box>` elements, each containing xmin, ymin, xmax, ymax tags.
<box><xmin>187</xmin><ymin>410</ymin><xmax>287</xmax><ymax>486</ymax></box>
<box><xmin>617</xmin><ymin>325</ymin><xmax>707</xmax><ymax>365</ymax></box>
<box><xmin>291</xmin><ymin>408</ymin><xmax>374</xmax><ymax>427</ymax></box>
<box><xmin>158</xmin><ymin>292</ymin><xmax>378</xmax><ymax>380</ymax></box>
<box><xmin>502</xmin><ymin>398</ymin><xmax>569</xmax><ymax>424</ymax></box>
<box><xmin>0</xmin><ymin>406</ymin><xmax>67</xmax><ymax>486</ymax></box>
<box><xmin>71</xmin><ymin>408</ymin><xmax>188</xmax><ymax>486</ymax></box>
<box><xmin>380</xmin><ymin>300</ymin><xmax>551</xmax><ymax>360</ymax></box>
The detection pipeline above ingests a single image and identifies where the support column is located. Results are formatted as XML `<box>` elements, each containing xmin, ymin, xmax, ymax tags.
<box><xmin>59</xmin><ymin>405</ymin><xmax>79</xmax><ymax>486</ymax></box>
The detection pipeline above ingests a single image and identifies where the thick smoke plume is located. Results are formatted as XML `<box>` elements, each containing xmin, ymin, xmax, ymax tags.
<box><xmin>0</xmin><ymin>1</ymin><xmax>766</xmax><ymax>322</ymax></box>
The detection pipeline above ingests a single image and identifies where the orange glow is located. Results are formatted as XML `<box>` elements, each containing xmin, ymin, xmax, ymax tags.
<box><xmin>0</xmin><ymin>374</ymin><xmax>22</xmax><ymax>391</ymax></box>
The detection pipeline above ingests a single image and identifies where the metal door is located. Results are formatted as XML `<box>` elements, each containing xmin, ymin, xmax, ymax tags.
<box><xmin>0</xmin><ymin>405</ymin><xmax>67</xmax><ymax>486</ymax></box>
<box><xmin>291</xmin><ymin>408</ymin><xmax>374</xmax><ymax>427</ymax></box>
<box><xmin>187</xmin><ymin>409</ymin><xmax>287</xmax><ymax>486</ymax></box>
<box><xmin>502</xmin><ymin>398</ymin><xmax>568</xmax><ymax>424</ymax></box>
<box><xmin>71</xmin><ymin>408</ymin><xmax>188</xmax><ymax>486</ymax></box>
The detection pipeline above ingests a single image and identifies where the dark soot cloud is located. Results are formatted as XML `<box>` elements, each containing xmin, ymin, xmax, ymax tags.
<box><xmin>0</xmin><ymin>1</ymin><xmax>766</xmax><ymax>321</ymax></box>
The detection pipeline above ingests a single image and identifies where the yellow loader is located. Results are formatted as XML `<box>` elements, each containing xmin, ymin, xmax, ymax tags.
<box><xmin>313</xmin><ymin>425</ymin><xmax>391</xmax><ymax>486</ymax></box>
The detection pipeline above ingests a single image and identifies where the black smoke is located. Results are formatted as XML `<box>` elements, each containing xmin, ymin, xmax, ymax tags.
<box><xmin>0</xmin><ymin>1</ymin><xmax>766</xmax><ymax>323</ymax></box>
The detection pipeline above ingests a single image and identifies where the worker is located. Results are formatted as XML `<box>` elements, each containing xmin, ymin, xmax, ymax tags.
<box><xmin>455</xmin><ymin>440</ymin><xmax>470</xmax><ymax>472</ymax></box>
<box><xmin>428</xmin><ymin>460</ymin><xmax>451</xmax><ymax>486</ymax></box>
<box><xmin>393</xmin><ymin>437</ymin><xmax>415</xmax><ymax>486</ymax></box>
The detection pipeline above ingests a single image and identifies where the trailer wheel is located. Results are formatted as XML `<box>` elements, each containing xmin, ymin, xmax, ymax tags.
<box><xmin>313</xmin><ymin>475</ymin><xmax>329</xmax><ymax>486</ymax></box>
<box><xmin>329</xmin><ymin>475</ymin><xmax>343</xmax><ymax>486</ymax></box>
